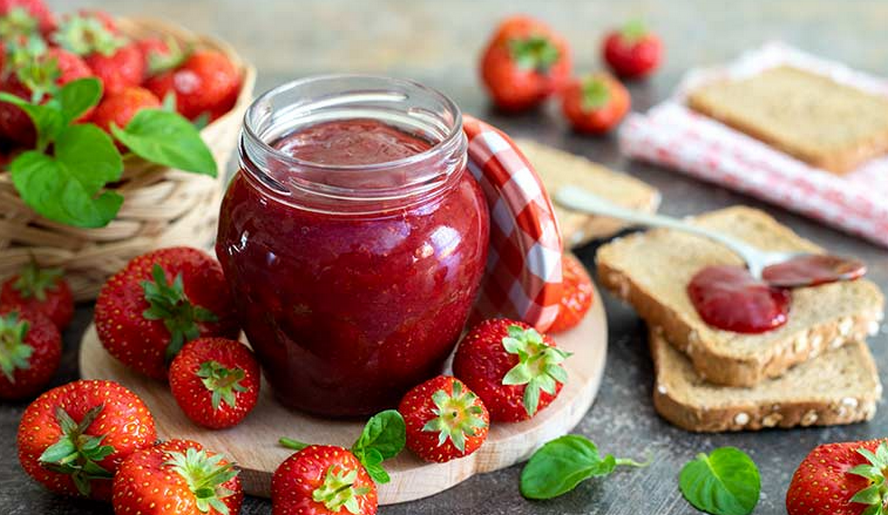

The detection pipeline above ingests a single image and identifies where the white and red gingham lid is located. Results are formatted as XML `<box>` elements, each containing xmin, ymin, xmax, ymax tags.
<box><xmin>463</xmin><ymin>115</ymin><xmax>563</xmax><ymax>332</ymax></box>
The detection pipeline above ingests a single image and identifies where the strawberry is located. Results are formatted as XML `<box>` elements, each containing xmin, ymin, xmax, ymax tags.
<box><xmin>453</xmin><ymin>319</ymin><xmax>570</xmax><ymax>422</ymax></box>
<box><xmin>145</xmin><ymin>50</ymin><xmax>240</xmax><ymax>121</ymax></box>
<box><xmin>0</xmin><ymin>260</ymin><xmax>73</xmax><ymax>330</ymax></box>
<box><xmin>272</xmin><ymin>444</ymin><xmax>378</xmax><ymax>515</ymax></box>
<box><xmin>548</xmin><ymin>253</ymin><xmax>594</xmax><ymax>333</ymax></box>
<box><xmin>169</xmin><ymin>337</ymin><xmax>260</xmax><ymax>429</ymax></box>
<box><xmin>398</xmin><ymin>375</ymin><xmax>489</xmax><ymax>463</ymax></box>
<box><xmin>0</xmin><ymin>42</ymin><xmax>92</xmax><ymax>145</ymax></box>
<box><xmin>602</xmin><ymin>20</ymin><xmax>663</xmax><ymax>80</ymax></box>
<box><xmin>0</xmin><ymin>307</ymin><xmax>59</xmax><ymax>399</ymax></box>
<box><xmin>53</xmin><ymin>11</ymin><xmax>143</xmax><ymax>95</ymax></box>
<box><xmin>0</xmin><ymin>0</ymin><xmax>55</xmax><ymax>35</ymax></box>
<box><xmin>17</xmin><ymin>379</ymin><xmax>157</xmax><ymax>500</ymax></box>
<box><xmin>787</xmin><ymin>439</ymin><xmax>888</xmax><ymax>515</ymax></box>
<box><xmin>90</xmin><ymin>85</ymin><xmax>160</xmax><ymax>135</ymax></box>
<box><xmin>561</xmin><ymin>73</ymin><xmax>630</xmax><ymax>135</ymax></box>
<box><xmin>479</xmin><ymin>15</ymin><xmax>572</xmax><ymax>112</ymax></box>
<box><xmin>95</xmin><ymin>247</ymin><xmax>239</xmax><ymax>380</ymax></box>
<box><xmin>113</xmin><ymin>438</ymin><xmax>243</xmax><ymax>515</ymax></box>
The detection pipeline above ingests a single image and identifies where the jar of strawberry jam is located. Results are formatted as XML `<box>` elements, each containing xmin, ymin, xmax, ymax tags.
<box><xmin>217</xmin><ymin>76</ymin><xmax>490</xmax><ymax>417</ymax></box>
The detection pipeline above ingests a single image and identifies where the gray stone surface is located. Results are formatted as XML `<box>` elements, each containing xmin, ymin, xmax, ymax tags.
<box><xmin>3</xmin><ymin>1</ymin><xmax>887</xmax><ymax>513</ymax></box>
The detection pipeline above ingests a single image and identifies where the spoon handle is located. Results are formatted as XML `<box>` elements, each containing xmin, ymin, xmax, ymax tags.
<box><xmin>555</xmin><ymin>186</ymin><xmax>755</xmax><ymax>266</ymax></box>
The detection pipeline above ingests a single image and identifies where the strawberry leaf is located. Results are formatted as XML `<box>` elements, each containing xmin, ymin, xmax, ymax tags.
<box><xmin>520</xmin><ymin>435</ymin><xmax>648</xmax><ymax>499</ymax></box>
<box><xmin>112</xmin><ymin>109</ymin><xmax>217</xmax><ymax>176</ymax></box>
<box><xmin>508</xmin><ymin>36</ymin><xmax>560</xmax><ymax>73</ymax></box>
<box><xmin>12</xmin><ymin>260</ymin><xmax>62</xmax><ymax>301</ymax></box>
<box><xmin>679</xmin><ymin>447</ymin><xmax>760</xmax><ymax>515</ymax></box>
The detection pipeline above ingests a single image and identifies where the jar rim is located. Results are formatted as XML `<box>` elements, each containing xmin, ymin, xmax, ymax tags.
<box><xmin>242</xmin><ymin>74</ymin><xmax>464</xmax><ymax>172</ymax></box>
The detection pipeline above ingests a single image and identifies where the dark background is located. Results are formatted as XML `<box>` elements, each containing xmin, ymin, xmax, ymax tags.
<box><xmin>2</xmin><ymin>1</ymin><xmax>887</xmax><ymax>513</ymax></box>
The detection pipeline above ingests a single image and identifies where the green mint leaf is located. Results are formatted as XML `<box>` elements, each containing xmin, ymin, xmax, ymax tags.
<box><xmin>521</xmin><ymin>435</ymin><xmax>614</xmax><ymax>499</ymax></box>
<box><xmin>57</xmin><ymin>77</ymin><xmax>102</xmax><ymax>125</ymax></box>
<box><xmin>10</xmin><ymin>149</ymin><xmax>123</xmax><ymax>228</ymax></box>
<box><xmin>0</xmin><ymin>92</ymin><xmax>62</xmax><ymax>150</ymax></box>
<box><xmin>351</xmin><ymin>409</ymin><xmax>405</xmax><ymax>461</ymax></box>
<box><xmin>679</xmin><ymin>447</ymin><xmax>761</xmax><ymax>515</ymax></box>
<box><xmin>112</xmin><ymin>109</ymin><xmax>217</xmax><ymax>176</ymax></box>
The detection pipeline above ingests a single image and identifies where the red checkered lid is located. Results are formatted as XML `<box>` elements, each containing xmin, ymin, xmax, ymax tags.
<box><xmin>463</xmin><ymin>115</ymin><xmax>563</xmax><ymax>331</ymax></box>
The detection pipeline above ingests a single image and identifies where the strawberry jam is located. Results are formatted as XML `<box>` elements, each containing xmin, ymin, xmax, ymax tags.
<box><xmin>762</xmin><ymin>254</ymin><xmax>866</xmax><ymax>288</ymax></box>
<box><xmin>687</xmin><ymin>265</ymin><xmax>790</xmax><ymax>333</ymax></box>
<box><xmin>217</xmin><ymin>76</ymin><xmax>489</xmax><ymax>416</ymax></box>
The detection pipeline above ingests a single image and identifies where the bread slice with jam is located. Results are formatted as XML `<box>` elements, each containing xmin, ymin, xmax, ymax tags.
<box><xmin>597</xmin><ymin>206</ymin><xmax>884</xmax><ymax>387</ymax></box>
<box><xmin>650</xmin><ymin>328</ymin><xmax>881</xmax><ymax>432</ymax></box>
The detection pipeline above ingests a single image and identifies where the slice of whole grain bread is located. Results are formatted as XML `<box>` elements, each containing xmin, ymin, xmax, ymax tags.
<box><xmin>650</xmin><ymin>328</ymin><xmax>881</xmax><ymax>432</ymax></box>
<box><xmin>597</xmin><ymin>206</ymin><xmax>884</xmax><ymax>386</ymax></box>
<box><xmin>687</xmin><ymin>66</ymin><xmax>888</xmax><ymax>174</ymax></box>
<box><xmin>516</xmin><ymin>139</ymin><xmax>660</xmax><ymax>247</ymax></box>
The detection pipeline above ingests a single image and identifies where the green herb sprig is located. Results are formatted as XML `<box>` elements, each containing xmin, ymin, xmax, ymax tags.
<box><xmin>0</xmin><ymin>77</ymin><xmax>217</xmax><ymax>228</ymax></box>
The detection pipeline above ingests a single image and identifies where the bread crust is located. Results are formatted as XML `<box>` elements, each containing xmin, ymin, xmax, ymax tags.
<box><xmin>649</xmin><ymin>330</ymin><xmax>881</xmax><ymax>433</ymax></box>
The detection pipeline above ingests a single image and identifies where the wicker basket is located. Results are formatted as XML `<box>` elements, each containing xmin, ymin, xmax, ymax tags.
<box><xmin>0</xmin><ymin>18</ymin><xmax>256</xmax><ymax>301</ymax></box>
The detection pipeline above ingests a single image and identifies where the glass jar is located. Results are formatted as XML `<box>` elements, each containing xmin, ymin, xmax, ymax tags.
<box><xmin>217</xmin><ymin>75</ymin><xmax>490</xmax><ymax>417</ymax></box>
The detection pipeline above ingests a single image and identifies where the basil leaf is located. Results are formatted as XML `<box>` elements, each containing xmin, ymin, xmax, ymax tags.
<box><xmin>679</xmin><ymin>447</ymin><xmax>761</xmax><ymax>515</ymax></box>
<box><xmin>0</xmin><ymin>92</ymin><xmax>63</xmax><ymax>150</ymax></box>
<box><xmin>112</xmin><ymin>109</ymin><xmax>217</xmax><ymax>176</ymax></box>
<box><xmin>351</xmin><ymin>409</ymin><xmax>405</xmax><ymax>461</ymax></box>
<box><xmin>57</xmin><ymin>78</ymin><xmax>102</xmax><ymax>125</ymax></box>
<box><xmin>520</xmin><ymin>435</ymin><xmax>616</xmax><ymax>499</ymax></box>
<box><xmin>11</xmin><ymin>125</ymin><xmax>124</xmax><ymax>228</ymax></box>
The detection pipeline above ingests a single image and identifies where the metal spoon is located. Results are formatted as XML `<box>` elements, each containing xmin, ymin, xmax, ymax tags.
<box><xmin>555</xmin><ymin>186</ymin><xmax>865</xmax><ymax>288</ymax></box>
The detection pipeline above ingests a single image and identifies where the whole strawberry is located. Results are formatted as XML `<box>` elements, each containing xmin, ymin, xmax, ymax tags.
<box><xmin>272</xmin><ymin>444</ymin><xmax>378</xmax><ymax>515</ymax></box>
<box><xmin>0</xmin><ymin>0</ymin><xmax>55</xmax><ymax>34</ymax></box>
<box><xmin>90</xmin><ymin>85</ymin><xmax>161</xmax><ymax>135</ymax></box>
<box><xmin>53</xmin><ymin>11</ymin><xmax>144</xmax><ymax>95</ymax></box>
<box><xmin>602</xmin><ymin>20</ymin><xmax>663</xmax><ymax>80</ymax></box>
<box><xmin>145</xmin><ymin>50</ymin><xmax>240</xmax><ymax>121</ymax></box>
<box><xmin>548</xmin><ymin>253</ymin><xmax>594</xmax><ymax>333</ymax></box>
<box><xmin>169</xmin><ymin>337</ymin><xmax>260</xmax><ymax>429</ymax></box>
<box><xmin>0</xmin><ymin>307</ymin><xmax>59</xmax><ymax>399</ymax></box>
<box><xmin>17</xmin><ymin>379</ymin><xmax>157</xmax><ymax>500</ymax></box>
<box><xmin>113</xmin><ymin>438</ymin><xmax>243</xmax><ymax>515</ymax></box>
<box><xmin>453</xmin><ymin>319</ymin><xmax>570</xmax><ymax>422</ymax></box>
<box><xmin>95</xmin><ymin>247</ymin><xmax>239</xmax><ymax>380</ymax></box>
<box><xmin>398</xmin><ymin>375</ymin><xmax>489</xmax><ymax>463</ymax></box>
<box><xmin>479</xmin><ymin>15</ymin><xmax>572</xmax><ymax>112</ymax></box>
<box><xmin>1</xmin><ymin>260</ymin><xmax>73</xmax><ymax>330</ymax></box>
<box><xmin>787</xmin><ymin>439</ymin><xmax>888</xmax><ymax>515</ymax></box>
<box><xmin>561</xmin><ymin>73</ymin><xmax>630</xmax><ymax>135</ymax></box>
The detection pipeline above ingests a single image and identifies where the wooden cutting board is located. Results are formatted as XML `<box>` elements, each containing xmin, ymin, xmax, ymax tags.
<box><xmin>79</xmin><ymin>283</ymin><xmax>607</xmax><ymax>505</ymax></box>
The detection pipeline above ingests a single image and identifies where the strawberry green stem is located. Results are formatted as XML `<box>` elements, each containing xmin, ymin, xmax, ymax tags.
<box><xmin>38</xmin><ymin>404</ymin><xmax>115</xmax><ymax>497</ymax></box>
<box><xmin>14</xmin><ymin>258</ymin><xmax>63</xmax><ymax>301</ymax></box>
<box><xmin>421</xmin><ymin>380</ymin><xmax>487</xmax><ymax>453</ymax></box>
<box><xmin>312</xmin><ymin>465</ymin><xmax>370</xmax><ymax>515</ymax></box>
<box><xmin>141</xmin><ymin>264</ymin><xmax>218</xmax><ymax>363</ymax></box>
<box><xmin>501</xmin><ymin>325</ymin><xmax>572</xmax><ymax>417</ymax></box>
<box><xmin>848</xmin><ymin>442</ymin><xmax>888</xmax><ymax>512</ymax></box>
<box><xmin>508</xmin><ymin>35</ymin><xmax>560</xmax><ymax>74</ymax></box>
<box><xmin>197</xmin><ymin>360</ymin><xmax>247</xmax><ymax>411</ymax></box>
<box><xmin>0</xmin><ymin>312</ymin><xmax>32</xmax><ymax>383</ymax></box>
<box><xmin>278</xmin><ymin>437</ymin><xmax>309</xmax><ymax>451</ymax></box>
<box><xmin>165</xmin><ymin>447</ymin><xmax>238</xmax><ymax>515</ymax></box>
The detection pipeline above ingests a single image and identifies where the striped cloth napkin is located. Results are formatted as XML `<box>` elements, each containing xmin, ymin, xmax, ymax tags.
<box><xmin>619</xmin><ymin>42</ymin><xmax>888</xmax><ymax>248</ymax></box>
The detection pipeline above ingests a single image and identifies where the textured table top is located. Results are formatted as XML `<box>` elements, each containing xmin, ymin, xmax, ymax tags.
<box><xmin>3</xmin><ymin>1</ymin><xmax>888</xmax><ymax>514</ymax></box>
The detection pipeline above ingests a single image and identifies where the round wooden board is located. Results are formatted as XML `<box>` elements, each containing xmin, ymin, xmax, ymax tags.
<box><xmin>80</xmin><ymin>284</ymin><xmax>607</xmax><ymax>505</ymax></box>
